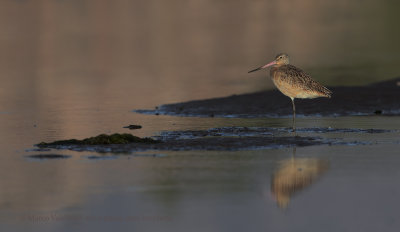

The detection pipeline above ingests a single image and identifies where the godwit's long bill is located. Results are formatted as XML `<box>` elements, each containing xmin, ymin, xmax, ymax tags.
<box><xmin>248</xmin><ymin>53</ymin><xmax>332</xmax><ymax>131</ymax></box>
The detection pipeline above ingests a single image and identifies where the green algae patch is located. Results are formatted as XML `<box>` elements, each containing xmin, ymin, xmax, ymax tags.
<box><xmin>37</xmin><ymin>133</ymin><xmax>159</xmax><ymax>147</ymax></box>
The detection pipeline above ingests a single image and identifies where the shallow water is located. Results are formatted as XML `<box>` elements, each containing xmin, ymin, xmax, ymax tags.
<box><xmin>1</xmin><ymin>1</ymin><xmax>400</xmax><ymax>232</ymax></box>
<box><xmin>2</xmin><ymin>114</ymin><xmax>400</xmax><ymax>231</ymax></box>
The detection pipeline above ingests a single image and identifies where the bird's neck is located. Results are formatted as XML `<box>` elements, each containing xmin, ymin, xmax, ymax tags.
<box><xmin>270</xmin><ymin>65</ymin><xmax>280</xmax><ymax>76</ymax></box>
<box><xmin>275</xmin><ymin>63</ymin><xmax>287</xmax><ymax>67</ymax></box>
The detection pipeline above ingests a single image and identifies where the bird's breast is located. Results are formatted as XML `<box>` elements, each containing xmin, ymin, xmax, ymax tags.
<box><xmin>270</xmin><ymin>67</ymin><xmax>320</xmax><ymax>99</ymax></box>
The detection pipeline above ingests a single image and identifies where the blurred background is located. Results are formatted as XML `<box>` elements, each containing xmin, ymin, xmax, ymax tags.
<box><xmin>0</xmin><ymin>0</ymin><xmax>399</xmax><ymax>111</ymax></box>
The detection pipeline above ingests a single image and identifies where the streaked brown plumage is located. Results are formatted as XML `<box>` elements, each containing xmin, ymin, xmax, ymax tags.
<box><xmin>248</xmin><ymin>53</ymin><xmax>332</xmax><ymax>131</ymax></box>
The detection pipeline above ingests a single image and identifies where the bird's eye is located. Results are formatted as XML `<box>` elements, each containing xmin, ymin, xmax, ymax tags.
<box><xmin>279</xmin><ymin>56</ymin><xmax>282</xmax><ymax>59</ymax></box>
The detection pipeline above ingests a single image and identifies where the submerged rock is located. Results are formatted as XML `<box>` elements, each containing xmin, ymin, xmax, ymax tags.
<box><xmin>123</xmin><ymin>124</ymin><xmax>142</xmax><ymax>130</ymax></box>
<box><xmin>27</xmin><ymin>154</ymin><xmax>71</xmax><ymax>159</ymax></box>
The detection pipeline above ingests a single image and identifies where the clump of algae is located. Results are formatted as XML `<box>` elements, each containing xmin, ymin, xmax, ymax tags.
<box><xmin>37</xmin><ymin>133</ymin><xmax>159</xmax><ymax>147</ymax></box>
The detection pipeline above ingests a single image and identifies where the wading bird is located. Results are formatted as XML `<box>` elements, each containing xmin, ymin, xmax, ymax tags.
<box><xmin>248</xmin><ymin>53</ymin><xmax>332</xmax><ymax>131</ymax></box>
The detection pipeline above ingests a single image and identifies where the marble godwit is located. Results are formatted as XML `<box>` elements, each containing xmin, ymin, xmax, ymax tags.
<box><xmin>248</xmin><ymin>53</ymin><xmax>332</xmax><ymax>131</ymax></box>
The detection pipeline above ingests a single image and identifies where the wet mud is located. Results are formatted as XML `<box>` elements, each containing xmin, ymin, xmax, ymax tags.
<box><xmin>156</xmin><ymin>127</ymin><xmax>392</xmax><ymax>140</ymax></box>
<box><xmin>35</xmin><ymin>135</ymin><xmax>329</xmax><ymax>153</ymax></box>
<box><xmin>34</xmin><ymin>127</ymin><xmax>391</xmax><ymax>153</ymax></box>
<box><xmin>135</xmin><ymin>77</ymin><xmax>400</xmax><ymax>118</ymax></box>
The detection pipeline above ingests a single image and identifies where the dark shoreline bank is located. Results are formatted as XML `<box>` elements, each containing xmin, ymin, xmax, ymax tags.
<box><xmin>135</xmin><ymin>77</ymin><xmax>400</xmax><ymax>118</ymax></box>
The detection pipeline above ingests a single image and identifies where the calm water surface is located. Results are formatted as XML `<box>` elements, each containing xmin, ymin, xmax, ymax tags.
<box><xmin>1</xmin><ymin>1</ymin><xmax>400</xmax><ymax>231</ymax></box>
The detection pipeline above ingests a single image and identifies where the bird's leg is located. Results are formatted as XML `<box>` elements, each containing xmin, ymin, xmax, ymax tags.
<box><xmin>291</xmin><ymin>98</ymin><xmax>296</xmax><ymax>132</ymax></box>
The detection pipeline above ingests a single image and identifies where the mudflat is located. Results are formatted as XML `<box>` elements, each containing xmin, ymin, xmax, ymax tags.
<box><xmin>136</xmin><ymin>77</ymin><xmax>400</xmax><ymax>118</ymax></box>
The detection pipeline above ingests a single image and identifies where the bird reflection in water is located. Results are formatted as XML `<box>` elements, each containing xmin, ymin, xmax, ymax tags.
<box><xmin>271</xmin><ymin>148</ymin><xmax>329</xmax><ymax>209</ymax></box>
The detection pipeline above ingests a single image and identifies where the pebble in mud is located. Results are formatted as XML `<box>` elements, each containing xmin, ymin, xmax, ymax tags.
<box><xmin>123</xmin><ymin>125</ymin><xmax>142</xmax><ymax>130</ymax></box>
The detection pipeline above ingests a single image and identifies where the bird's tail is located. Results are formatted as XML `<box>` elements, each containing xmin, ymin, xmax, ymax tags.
<box><xmin>321</xmin><ymin>86</ymin><xmax>332</xmax><ymax>98</ymax></box>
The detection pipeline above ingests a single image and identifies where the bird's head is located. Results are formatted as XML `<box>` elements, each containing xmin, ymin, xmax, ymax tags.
<box><xmin>274</xmin><ymin>53</ymin><xmax>290</xmax><ymax>65</ymax></box>
<box><xmin>248</xmin><ymin>53</ymin><xmax>290</xmax><ymax>73</ymax></box>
